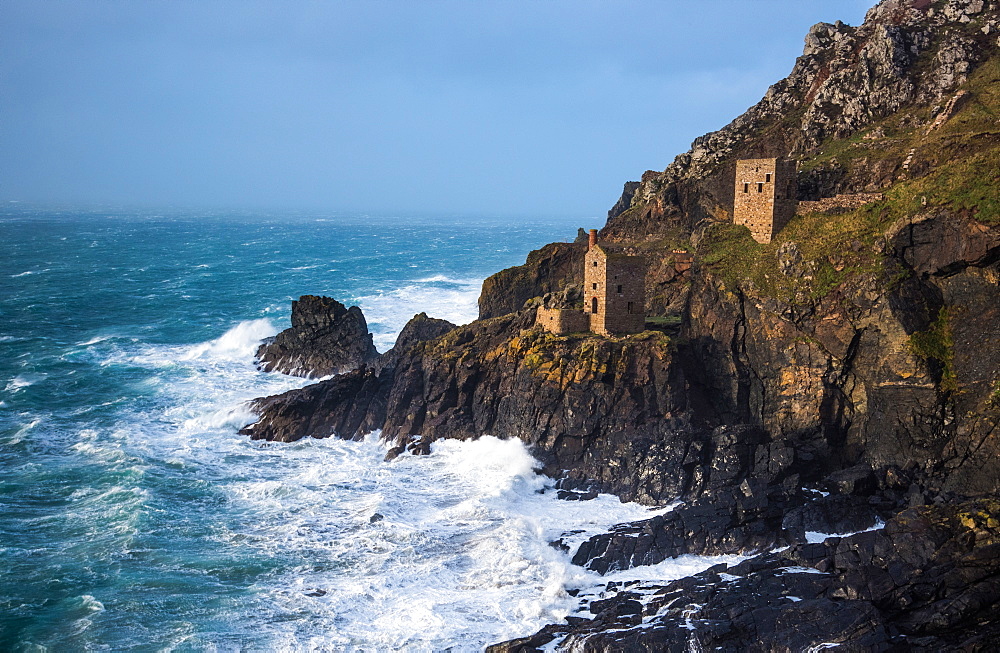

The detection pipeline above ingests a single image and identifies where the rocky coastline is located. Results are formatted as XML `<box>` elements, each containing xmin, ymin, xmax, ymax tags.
<box><xmin>241</xmin><ymin>0</ymin><xmax>1000</xmax><ymax>648</ymax></box>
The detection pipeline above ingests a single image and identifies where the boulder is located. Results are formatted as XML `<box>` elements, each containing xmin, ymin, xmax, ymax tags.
<box><xmin>255</xmin><ymin>295</ymin><xmax>378</xmax><ymax>378</ymax></box>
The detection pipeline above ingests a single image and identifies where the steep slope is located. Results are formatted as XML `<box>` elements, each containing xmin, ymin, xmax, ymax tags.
<box><xmin>242</xmin><ymin>1</ymin><xmax>1000</xmax><ymax>649</ymax></box>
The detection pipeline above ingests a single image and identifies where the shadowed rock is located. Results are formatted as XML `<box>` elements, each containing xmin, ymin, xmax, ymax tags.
<box><xmin>255</xmin><ymin>295</ymin><xmax>379</xmax><ymax>378</ymax></box>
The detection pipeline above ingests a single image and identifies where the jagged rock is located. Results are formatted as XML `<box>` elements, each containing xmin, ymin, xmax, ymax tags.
<box><xmin>256</xmin><ymin>295</ymin><xmax>378</xmax><ymax>378</ymax></box>
<box><xmin>491</xmin><ymin>499</ymin><xmax>1000</xmax><ymax>652</ymax></box>
<box><xmin>538</xmin><ymin>284</ymin><xmax>582</xmax><ymax>310</ymax></box>
<box><xmin>371</xmin><ymin>312</ymin><xmax>456</xmax><ymax>374</ymax></box>
<box><xmin>607</xmin><ymin>181</ymin><xmax>640</xmax><ymax>221</ymax></box>
<box><xmin>478</xmin><ymin>242</ymin><xmax>586</xmax><ymax>319</ymax></box>
<box><xmin>242</xmin><ymin>311</ymin><xmax>456</xmax><ymax>442</ymax></box>
<box><xmin>239</xmin><ymin>367</ymin><xmax>388</xmax><ymax>442</ymax></box>
<box><xmin>572</xmin><ymin>484</ymin><xmax>800</xmax><ymax>575</ymax></box>
<box><xmin>601</xmin><ymin>0</ymin><xmax>996</xmax><ymax>239</ymax></box>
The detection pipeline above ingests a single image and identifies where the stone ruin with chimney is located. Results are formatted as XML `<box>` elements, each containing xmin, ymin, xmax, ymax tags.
<box><xmin>536</xmin><ymin>230</ymin><xmax>647</xmax><ymax>336</ymax></box>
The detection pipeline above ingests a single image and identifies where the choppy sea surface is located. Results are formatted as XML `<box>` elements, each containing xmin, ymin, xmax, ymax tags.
<box><xmin>0</xmin><ymin>207</ymin><xmax>739</xmax><ymax>651</ymax></box>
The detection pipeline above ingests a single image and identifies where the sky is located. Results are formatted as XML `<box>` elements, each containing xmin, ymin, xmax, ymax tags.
<box><xmin>0</xmin><ymin>0</ymin><xmax>873</xmax><ymax>218</ymax></box>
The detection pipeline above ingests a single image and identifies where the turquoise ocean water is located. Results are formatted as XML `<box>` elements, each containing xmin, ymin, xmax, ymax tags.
<box><xmin>0</xmin><ymin>207</ymin><xmax>730</xmax><ymax>651</ymax></box>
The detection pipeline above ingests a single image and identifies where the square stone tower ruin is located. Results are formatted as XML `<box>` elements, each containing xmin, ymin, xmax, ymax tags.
<box><xmin>536</xmin><ymin>229</ymin><xmax>646</xmax><ymax>336</ymax></box>
<box><xmin>734</xmin><ymin>158</ymin><xmax>798</xmax><ymax>244</ymax></box>
<box><xmin>584</xmin><ymin>231</ymin><xmax>646</xmax><ymax>336</ymax></box>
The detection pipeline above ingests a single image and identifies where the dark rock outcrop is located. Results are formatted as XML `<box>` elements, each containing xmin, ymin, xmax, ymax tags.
<box><xmin>239</xmin><ymin>1</ymin><xmax>1000</xmax><ymax>648</ymax></box>
<box><xmin>240</xmin><ymin>367</ymin><xmax>388</xmax><ymax>442</ymax></box>
<box><xmin>245</xmin><ymin>310</ymin><xmax>704</xmax><ymax>503</ymax></box>
<box><xmin>241</xmin><ymin>311</ymin><xmax>457</xmax><ymax>442</ymax></box>
<box><xmin>371</xmin><ymin>311</ymin><xmax>457</xmax><ymax>373</ymax></box>
<box><xmin>490</xmin><ymin>499</ymin><xmax>1000</xmax><ymax>652</ymax></box>
<box><xmin>478</xmin><ymin>242</ymin><xmax>585</xmax><ymax>320</ymax></box>
<box><xmin>256</xmin><ymin>295</ymin><xmax>378</xmax><ymax>378</ymax></box>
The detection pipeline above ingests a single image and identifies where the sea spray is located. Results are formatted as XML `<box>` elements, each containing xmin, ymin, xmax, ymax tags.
<box><xmin>0</xmin><ymin>210</ymin><xmax>745</xmax><ymax>651</ymax></box>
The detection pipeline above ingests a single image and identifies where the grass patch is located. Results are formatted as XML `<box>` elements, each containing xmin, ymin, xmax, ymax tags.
<box><xmin>698</xmin><ymin>200</ymin><xmax>894</xmax><ymax>304</ymax></box>
<box><xmin>697</xmin><ymin>53</ymin><xmax>1000</xmax><ymax>302</ymax></box>
<box><xmin>909</xmin><ymin>307</ymin><xmax>957</xmax><ymax>392</ymax></box>
<box><xmin>900</xmin><ymin>147</ymin><xmax>1000</xmax><ymax>224</ymax></box>
<box><xmin>988</xmin><ymin>381</ymin><xmax>1000</xmax><ymax>410</ymax></box>
<box><xmin>645</xmin><ymin>315</ymin><xmax>682</xmax><ymax>327</ymax></box>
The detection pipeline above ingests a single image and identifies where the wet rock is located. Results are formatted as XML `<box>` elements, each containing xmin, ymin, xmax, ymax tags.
<box><xmin>371</xmin><ymin>312</ymin><xmax>456</xmax><ymax>374</ymax></box>
<box><xmin>572</xmin><ymin>485</ymin><xmax>800</xmax><ymax>574</ymax></box>
<box><xmin>256</xmin><ymin>295</ymin><xmax>378</xmax><ymax>378</ymax></box>
<box><xmin>494</xmin><ymin>500</ymin><xmax>1000</xmax><ymax>651</ymax></box>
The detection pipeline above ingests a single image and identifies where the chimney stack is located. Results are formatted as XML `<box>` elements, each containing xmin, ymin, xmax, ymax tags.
<box><xmin>588</xmin><ymin>229</ymin><xmax>598</xmax><ymax>250</ymax></box>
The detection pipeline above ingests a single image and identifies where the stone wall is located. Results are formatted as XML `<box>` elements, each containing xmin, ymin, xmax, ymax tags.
<box><xmin>536</xmin><ymin>307</ymin><xmax>589</xmax><ymax>335</ymax></box>
<box><xmin>601</xmin><ymin>257</ymin><xmax>647</xmax><ymax>334</ymax></box>
<box><xmin>734</xmin><ymin>158</ymin><xmax>798</xmax><ymax>243</ymax></box>
<box><xmin>798</xmin><ymin>193</ymin><xmax>885</xmax><ymax>214</ymax></box>
<box><xmin>585</xmin><ymin>246</ymin><xmax>646</xmax><ymax>335</ymax></box>
<box><xmin>584</xmin><ymin>247</ymin><xmax>607</xmax><ymax>331</ymax></box>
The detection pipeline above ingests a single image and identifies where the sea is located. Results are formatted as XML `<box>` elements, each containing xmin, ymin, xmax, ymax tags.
<box><xmin>0</xmin><ymin>207</ymin><xmax>742</xmax><ymax>652</ymax></box>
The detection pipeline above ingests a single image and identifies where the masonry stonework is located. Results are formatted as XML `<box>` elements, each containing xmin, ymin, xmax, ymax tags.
<box><xmin>536</xmin><ymin>230</ymin><xmax>647</xmax><ymax>336</ymax></box>
<box><xmin>734</xmin><ymin>158</ymin><xmax>798</xmax><ymax>244</ymax></box>
<box><xmin>536</xmin><ymin>307</ymin><xmax>589</xmax><ymax>335</ymax></box>
<box><xmin>585</xmin><ymin>245</ymin><xmax>646</xmax><ymax>335</ymax></box>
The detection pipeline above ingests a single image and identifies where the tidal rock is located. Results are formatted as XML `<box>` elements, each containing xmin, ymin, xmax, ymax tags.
<box><xmin>239</xmin><ymin>366</ymin><xmax>388</xmax><ymax>442</ymax></box>
<box><xmin>491</xmin><ymin>499</ymin><xmax>1000</xmax><ymax>651</ymax></box>
<box><xmin>242</xmin><ymin>311</ymin><xmax>455</xmax><ymax>443</ymax></box>
<box><xmin>372</xmin><ymin>312</ymin><xmax>456</xmax><ymax>374</ymax></box>
<box><xmin>256</xmin><ymin>295</ymin><xmax>378</xmax><ymax>378</ymax></box>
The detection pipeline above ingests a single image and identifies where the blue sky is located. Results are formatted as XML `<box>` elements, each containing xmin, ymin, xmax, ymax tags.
<box><xmin>1</xmin><ymin>1</ymin><xmax>872</xmax><ymax>217</ymax></box>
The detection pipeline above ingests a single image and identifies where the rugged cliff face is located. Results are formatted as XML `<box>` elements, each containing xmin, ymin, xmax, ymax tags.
<box><xmin>683</xmin><ymin>211</ymin><xmax>1000</xmax><ymax>497</ymax></box>
<box><xmin>491</xmin><ymin>499</ymin><xmax>1000</xmax><ymax>652</ymax></box>
<box><xmin>243</xmin><ymin>0</ymin><xmax>1000</xmax><ymax>648</ymax></box>
<box><xmin>478</xmin><ymin>242</ymin><xmax>586</xmax><ymax>319</ymax></box>
<box><xmin>599</xmin><ymin>0</ymin><xmax>1000</xmax><ymax>241</ymax></box>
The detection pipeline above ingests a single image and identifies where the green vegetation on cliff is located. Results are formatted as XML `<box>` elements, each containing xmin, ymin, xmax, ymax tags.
<box><xmin>699</xmin><ymin>52</ymin><xmax>1000</xmax><ymax>303</ymax></box>
<box><xmin>698</xmin><ymin>200</ymin><xmax>893</xmax><ymax>305</ymax></box>
<box><xmin>908</xmin><ymin>307</ymin><xmax>957</xmax><ymax>392</ymax></box>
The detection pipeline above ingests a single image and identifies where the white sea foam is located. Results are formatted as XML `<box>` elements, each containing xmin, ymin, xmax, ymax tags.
<box><xmin>6</xmin><ymin>418</ymin><xmax>41</xmax><ymax>445</ymax></box>
<box><xmin>97</xmin><ymin>314</ymin><xmax>719</xmax><ymax>650</ymax></box>
<box><xmin>598</xmin><ymin>553</ymin><xmax>749</xmax><ymax>586</ymax></box>
<box><xmin>358</xmin><ymin>276</ymin><xmax>483</xmax><ymax>351</ymax></box>
<box><xmin>5</xmin><ymin>374</ymin><xmax>43</xmax><ymax>392</ymax></box>
<box><xmin>77</xmin><ymin>335</ymin><xmax>112</xmax><ymax>346</ymax></box>
<box><xmin>206</xmin><ymin>435</ymin><xmax>675</xmax><ymax>650</ymax></box>
<box><xmin>181</xmin><ymin>318</ymin><xmax>277</xmax><ymax>361</ymax></box>
<box><xmin>805</xmin><ymin>520</ymin><xmax>886</xmax><ymax>544</ymax></box>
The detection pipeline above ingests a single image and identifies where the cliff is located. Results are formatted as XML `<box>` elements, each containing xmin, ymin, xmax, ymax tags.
<box><xmin>242</xmin><ymin>0</ymin><xmax>1000</xmax><ymax>648</ymax></box>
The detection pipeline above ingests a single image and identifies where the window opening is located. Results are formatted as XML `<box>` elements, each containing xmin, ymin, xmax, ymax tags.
<box><xmin>591</xmin><ymin>297</ymin><xmax>598</xmax><ymax>314</ymax></box>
